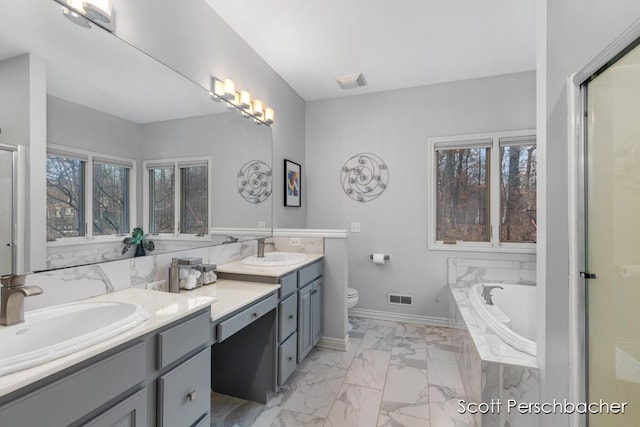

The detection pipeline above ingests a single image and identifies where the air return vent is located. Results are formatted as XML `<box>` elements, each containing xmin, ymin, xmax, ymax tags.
<box><xmin>388</xmin><ymin>293</ymin><xmax>413</xmax><ymax>306</ymax></box>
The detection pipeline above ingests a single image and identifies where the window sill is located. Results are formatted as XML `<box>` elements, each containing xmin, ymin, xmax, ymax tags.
<box><xmin>47</xmin><ymin>236</ymin><xmax>126</xmax><ymax>248</ymax></box>
<box><xmin>428</xmin><ymin>242</ymin><xmax>536</xmax><ymax>254</ymax></box>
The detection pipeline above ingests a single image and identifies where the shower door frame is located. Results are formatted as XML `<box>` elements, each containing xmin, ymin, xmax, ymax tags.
<box><xmin>568</xmin><ymin>18</ymin><xmax>640</xmax><ymax>427</ymax></box>
<box><xmin>0</xmin><ymin>143</ymin><xmax>18</xmax><ymax>275</ymax></box>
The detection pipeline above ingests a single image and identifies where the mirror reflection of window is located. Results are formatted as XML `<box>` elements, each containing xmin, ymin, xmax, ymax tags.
<box><xmin>180</xmin><ymin>164</ymin><xmax>208</xmax><ymax>235</ymax></box>
<box><xmin>46</xmin><ymin>147</ymin><xmax>135</xmax><ymax>241</ymax></box>
<box><xmin>146</xmin><ymin>158</ymin><xmax>210</xmax><ymax>236</ymax></box>
<box><xmin>148</xmin><ymin>166</ymin><xmax>175</xmax><ymax>234</ymax></box>
<box><xmin>47</xmin><ymin>154</ymin><xmax>86</xmax><ymax>240</ymax></box>
<box><xmin>93</xmin><ymin>160</ymin><xmax>130</xmax><ymax>236</ymax></box>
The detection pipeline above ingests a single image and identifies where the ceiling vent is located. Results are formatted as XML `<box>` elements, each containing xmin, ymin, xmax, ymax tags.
<box><xmin>336</xmin><ymin>73</ymin><xmax>367</xmax><ymax>90</ymax></box>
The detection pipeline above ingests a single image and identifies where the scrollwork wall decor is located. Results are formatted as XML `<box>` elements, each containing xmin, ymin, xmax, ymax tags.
<box><xmin>340</xmin><ymin>152</ymin><xmax>389</xmax><ymax>202</ymax></box>
<box><xmin>237</xmin><ymin>160</ymin><xmax>272</xmax><ymax>203</ymax></box>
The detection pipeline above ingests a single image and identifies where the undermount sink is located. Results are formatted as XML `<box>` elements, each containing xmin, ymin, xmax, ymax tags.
<box><xmin>241</xmin><ymin>252</ymin><xmax>308</xmax><ymax>267</ymax></box>
<box><xmin>0</xmin><ymin>300</ymin><xmax>149</xmax><ymax>376</ymax></box>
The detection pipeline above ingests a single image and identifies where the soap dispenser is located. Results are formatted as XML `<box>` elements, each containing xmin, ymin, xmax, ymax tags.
<box><xmin>169</xmin><ymin>258</ymin><xmax>180</xmax><ymax>293</ymax></box>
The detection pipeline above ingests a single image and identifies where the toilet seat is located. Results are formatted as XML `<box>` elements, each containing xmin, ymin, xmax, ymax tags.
<box><xmin>347</xmin><ymin>287</ymin><xmax>358</xmax><ymax>297</ymax></box>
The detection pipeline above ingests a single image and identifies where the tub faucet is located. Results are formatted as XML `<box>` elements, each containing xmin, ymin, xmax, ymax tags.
<box><xmin>1</xmin><ymin>273</ymin><xmax>43</xmax><ymax>326</ymax></box>
<box><xmin>481</xmin><ymin>285</ymin><xmax>503</xmax><ymax>305</ymax></box>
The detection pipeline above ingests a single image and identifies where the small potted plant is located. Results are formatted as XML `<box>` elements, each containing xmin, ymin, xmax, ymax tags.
<box><xmin>122</xmin><ymin>227</ymin><xmax>155</xmax><ymax>257</ymax></box>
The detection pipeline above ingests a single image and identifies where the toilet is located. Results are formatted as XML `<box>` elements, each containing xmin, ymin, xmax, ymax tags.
<box><xmin>347</xmin><ymin>287</ymin><xmax>359</xmax><ymax>332</ymax></box>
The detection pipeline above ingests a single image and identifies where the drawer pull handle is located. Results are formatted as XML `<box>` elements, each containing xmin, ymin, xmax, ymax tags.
<box><xmin>252</xmin><ymin>312</ymin><xmax>258</xmax><ymax>319</ymax></box>
<box><xmin>188</xmin><ymin>391</ymin><xmax>197</xmax><ymax>402</ymax></box>
<box><xmin>288</xmin><ymin>314</ymin><xmax>294</xmax><ymax>320</ymax></box>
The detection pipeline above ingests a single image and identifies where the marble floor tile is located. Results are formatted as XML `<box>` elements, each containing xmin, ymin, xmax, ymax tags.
<box><xmin>426</xmin><ymin>353</ymin><xmax>465</xmax><ymax>392</ymax></box>
<box><xmin>269</xmin><ymin>409</ymin><xmax>325</xmax><ymax>427</ymax></box>
<box><xmin>325</xmin><ymin>383</ymin><xmax>383</xmax><ymax>427</ymax></box>
<box><xmin>428</xmin><ymin>384</ymin><xmax>475</xmax><ymax>427</ymax></box>
<box><xmin>345</xmin><ymin>349</ymin><xmax>391</xmax><ymax>390</ymax></box>
<box><xmin>360</xmin><ymin>328</ymin><xmax>396</xmax><ymax>352</ymax></box>
<box><xmin>377</xmin><ymin>410</ymin><xmax>431</xmax><ymax>427</ymax></box>
<box><xmin>391</xmin><ymin>344</ymin><xmax>428</xmax><ymax>369</ymax></box>
<box><xmin>381</xmin><ymin>363</ymin><xmax>430</xmax><ymax>420</ymax></box>
<box><xmin>306</xmin><ymin>338</ymin><xmax>362</xmax><ymax>371</ymax></box>
<box><xmin>349</xmin><ymin>316</ymin><xmax>371</xmax><ymax>333</ymax></box>
<box><xmin>210</xmin><ymin>392</ymin><xmax>247</xmax><ymax>426</ymax></box>
<box><xmin>280</xmin><ymin>365</ymin><xmax>347</xmax><ymax>418</ymax></box>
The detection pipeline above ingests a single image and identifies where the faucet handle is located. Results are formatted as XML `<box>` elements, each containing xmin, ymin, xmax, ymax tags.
<box><xmin>1</xmin><ymin>273</ymin><xmax>29</xmax><ymax>288</ymax></box>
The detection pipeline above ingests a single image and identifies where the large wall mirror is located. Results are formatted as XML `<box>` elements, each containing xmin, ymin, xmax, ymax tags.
<box><xmin>0</xmin><ymin>0</ymin><xmax>273</xmax><ymax>273</ymax></box>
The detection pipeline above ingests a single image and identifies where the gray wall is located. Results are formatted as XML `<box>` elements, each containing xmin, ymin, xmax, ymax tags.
<box><xmin>543</xmin><ymin>1</ymin><xmax>640</xmax><ymax>424</ymax></box>
<box><xmin>47</xmin><ymin>96</ymin><xmax>142</xmax><ymax>159</ymax></box>
<box><xmin>0</xmin><ymin>54</ymin><xmax>47</xmax><ymax>272</ymax></box>
<box><xmin>113</xmin><ymin>0</ymin><xmax>306</xmax><ymax>229</ymax></box>
<box><xmin>305</xmin><ymin>71</ymin><xmax>536</xmax><ymax>320</ymax></box>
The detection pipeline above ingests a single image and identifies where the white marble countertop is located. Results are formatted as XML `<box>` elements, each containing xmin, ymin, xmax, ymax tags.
<box><xmin>0</xmin><ymin>288</ymin><xmax>214</xmax><ymax>398</ymax></box>
<box><xmin>180</xmin><ymin>279</ymin><xmax>280</xmax><ymax>322</ymax></box>
<box><xmin>216</xmin><ymin>252</ymin><xmax>324</xmax><ymax>278</ymax></box>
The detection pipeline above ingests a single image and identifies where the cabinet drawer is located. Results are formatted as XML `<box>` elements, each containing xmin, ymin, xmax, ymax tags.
<box><xmin>217</xmin><ymin>293</ymin><xmax>278</xmax><ymax>342</ymax></box>
<box><xmin>158</xmin><ymin>347</ymin><xmax>211</xmax><ymax>427</ymax></box>
<box><xmin>279</xmin><ymin>272</ymin><xmax>297</xmax><ymax>298</ymax></box>
<box><xmin>0</xmin><ymin>342</ymin><xmax>146</xmax><ymax>427</ymax></box>
<box><xmin>278</xmin><ymin>332</ymin><xmax>297</xmax><ymax>386</ymax></box>
<box><xmin>278</xmin><ymin>292</ymin><xmax>297</xmax><ymax>343</ymax></box>
<box><xmin>298</xmin><ymin>261</ymin><xmax>323</xmax><ymax>287</ymax></box>
<box><xmin>157</xmin><ymin>310</ymin><xmax>210</xmax><ymax>369</ymax></box>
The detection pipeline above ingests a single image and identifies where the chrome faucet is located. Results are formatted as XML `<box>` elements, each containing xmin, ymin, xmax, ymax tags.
<box><xmin>1</xmin><ymin>274</ymin><xmax>43</xmax><ymax>326</ymax></box>
<box><xmin>481</xmin><ymin>285</ymin><xmax>503</xmax><ymax>305</ymax></box>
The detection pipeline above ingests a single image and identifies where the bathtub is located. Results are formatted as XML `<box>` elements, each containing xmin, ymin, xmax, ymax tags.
<box><xmin>468</xmin><ymin>283</ymin><xmax>537</xmax><ymax>356</ymax></box>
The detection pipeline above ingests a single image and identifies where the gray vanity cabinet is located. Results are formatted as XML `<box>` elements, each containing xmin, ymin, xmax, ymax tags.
<box><xmin>82</xmin><ymin>389</ymin><xmax>147</xmax><ymax>427</ymax></box>
<box><xmin>297</xmin><ymin>277</ymin><xmax>322</xmax><ymax>362</ymax></box>
<box><xmin>0</xmin><ymin>307</ymin><xmax>211</xmax><ymax>427</ymax></box>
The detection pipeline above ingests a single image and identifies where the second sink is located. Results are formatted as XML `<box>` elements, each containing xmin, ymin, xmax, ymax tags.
<box><xmin>241</xmin><ymin>252</ymin><xmax>308</xmax><ymax>267</ymax></box>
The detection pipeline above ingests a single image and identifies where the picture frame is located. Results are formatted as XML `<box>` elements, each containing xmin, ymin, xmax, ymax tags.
<box><xmin>284</xmin><ymin>159</ymin><xmax>301</xmax><ymax>207</ymax></box>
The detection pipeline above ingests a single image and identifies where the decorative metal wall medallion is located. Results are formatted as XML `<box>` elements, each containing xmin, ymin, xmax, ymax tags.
<box><xmin>340</xmin><ymin>152</ymin><xmax>389</xmax><ymax>202</ymax></box>
<box><xmin>237</xmin><ymin>160</ymin><xmax>272</xmax><ymax>203</ymax></box>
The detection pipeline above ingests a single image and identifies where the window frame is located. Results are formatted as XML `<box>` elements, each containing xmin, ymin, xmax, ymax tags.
<box><xmin>427</xmin><ymin>129</ymin><xmax>536</xmax><ymax>253</ymax></box>
<box><xmin>46</xmin><ymin>144</ymin><xmax>137</xmax><ymax>246</ymax></box>
<box><xmin>143</xmin><ymin>156</ymin><xmax>212</xmax><ymax>239</ymax></box>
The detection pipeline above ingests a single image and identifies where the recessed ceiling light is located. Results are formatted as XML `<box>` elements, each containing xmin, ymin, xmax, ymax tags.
<box><xmin>336</xmin><ymin>73</ymin><xmax>367</xmax><ymax>89</ymax></box>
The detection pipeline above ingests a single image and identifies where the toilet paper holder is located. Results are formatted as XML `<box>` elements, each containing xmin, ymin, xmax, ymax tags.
<box><xmin>369</xmin><ymin>254</ymin><xmax>390</xmax><ymax>260</ymax></box>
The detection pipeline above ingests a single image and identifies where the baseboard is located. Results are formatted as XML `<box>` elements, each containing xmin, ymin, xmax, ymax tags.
<box><xmin>348</xmin><ymin>308</ymin><xmax>449</xmax><ymax>328</ymax></box>
<box><xmin>317</xmin><ymin>335</ymin><xmax>350</xmax><ymax>352</ymax></box>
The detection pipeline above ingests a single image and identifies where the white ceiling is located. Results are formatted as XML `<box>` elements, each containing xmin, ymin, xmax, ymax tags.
<box><xmin>0</xmin><ymin>0</ymin><xmax>227</xmax><ymax>124</ymax></box>
<box><xmin>205</xmin><ymin>0</ymin><xmax>537</xmax><ymax>101</ymax></box>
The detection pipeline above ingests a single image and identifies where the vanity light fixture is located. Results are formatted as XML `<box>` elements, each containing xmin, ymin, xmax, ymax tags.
<box><xmin>59</xmin><ymin>0</ymin><xmax>113</xmax><ymax>28</ymax></box>
<box><xmin>210</xmin><ymin>77</ymin><xmax>275</xmax><ymax>126</ymax></box>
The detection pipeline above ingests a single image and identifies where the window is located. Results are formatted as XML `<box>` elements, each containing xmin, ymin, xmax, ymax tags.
<box><xmin>46</xmin><ymin>146</ymin><xmax>135</xmax><ymax>241</ymax></box>
<box><xmin>144</xmin><ymin>158</ymin><xmax>209</xmax><ymax>236</ymax></box>
<box><xmin>429</xmin><ymin>130</ymin><xmax>536</xmax><ymax>251</ymax></box>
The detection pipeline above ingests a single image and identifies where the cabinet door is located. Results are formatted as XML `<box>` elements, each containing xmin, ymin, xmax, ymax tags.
<box><xmin>82</xmin><ymin>389</ymin><xmax>147</xmax><ymax>427</ymax></box>
<box><xmin>297</xmin><ymin>284</ymin><xmax>313</xmax><ymax>362</ymax></box>
<box><xmin>311</xmin><ymin>279</ymin><xmax>323</xmax><ymax>347</ymax></box>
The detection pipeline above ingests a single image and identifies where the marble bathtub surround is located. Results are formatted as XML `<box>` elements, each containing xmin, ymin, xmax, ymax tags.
<box><xmin>448</xmin><ymin>257</ymin><xmax>540</xmax><ymax>427</ymax></box>
<box><xmin>209</xmin><ymin>317</ymin><xmax>472</xmax><ymax>427</ymax></box>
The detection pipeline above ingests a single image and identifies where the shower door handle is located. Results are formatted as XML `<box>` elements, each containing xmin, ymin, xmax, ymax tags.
<box><xmin>580</xmin><ymin>271</ymin><xmax>597</xmax><ymax>279</ymax></box>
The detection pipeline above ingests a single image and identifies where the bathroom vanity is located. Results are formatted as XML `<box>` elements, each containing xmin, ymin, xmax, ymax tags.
<box><xmin>0</xmin><ymin>289</ymin><xmax>214</xmax><ymax>427</ymax></box>
<box><xmin>216</xmin><ymin>254</ymin><xmax>324</xmax><ymax>387</ymax></box>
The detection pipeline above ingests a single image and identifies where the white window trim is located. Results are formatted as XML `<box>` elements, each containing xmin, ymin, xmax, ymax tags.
<box><xmin>143</xmin><ymin>156</ymin><xmax>212</xmax><ymax>238</ymax></box>
<box><xmin>46</xmin><ymin>144</ymin><xmax>137</xmax><ymax>246</ymax></box>
<box><xmin>427</xmin><ymin>129</ymin><xmax>536</xmax><ymax>254</ymax></box>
